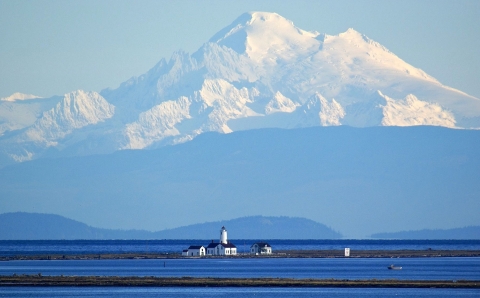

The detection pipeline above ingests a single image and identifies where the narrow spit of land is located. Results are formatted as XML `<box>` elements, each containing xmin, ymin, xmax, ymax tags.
<box><xmin>1</xmin><ymin>250</ymin><xmax>479</xmax><ymax>261</ymax></box>
<box><xmin>0</xmin><ymin>275</ymin><xmax>479</xmax><ymax>288</ymax></box>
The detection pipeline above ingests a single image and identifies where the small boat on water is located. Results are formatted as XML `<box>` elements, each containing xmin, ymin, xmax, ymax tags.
<box><xmin>388</xmin><ymin>264</ymin><xmax>402</xmax><ymax>270</ymax></box>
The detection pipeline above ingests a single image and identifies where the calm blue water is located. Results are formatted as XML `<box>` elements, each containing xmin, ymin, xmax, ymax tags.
<box><xmin>1</xmin><ymin>240</ymin><xmax>479</xmax><ymax>297</ymax></box>
<box><xmin>1</xmin><ymin>258</ymin><xmax>479</xmax><ymax>280</ymax></box>
<box><xmin>1</xmin><ymin>287</ymin><xmax>479</xmax><ymax>298</ymax></box>
<box><xmin>1</xmin><ymin>239</ymin><xmax>479</xmax><ymax>256</ymax></box>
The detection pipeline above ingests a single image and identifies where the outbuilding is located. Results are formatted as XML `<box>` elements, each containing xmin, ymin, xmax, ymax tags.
<box><xmin>250</xmin><ymin>242</ymin><xmax>272</xmax><ymax>254</ymax></box>
<box><xmin>186</xmin><ymin>245</ymin><xmax>205</xmax><ymax>256</ymax></box>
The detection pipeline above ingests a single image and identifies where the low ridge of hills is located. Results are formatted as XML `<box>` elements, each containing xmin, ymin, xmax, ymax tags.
<box><xmin>2</xmin><ymin>212</ymin><xmax>477</xmax><ymax>240</ymax></box>
<box><xmin>0</xmin><ymin>212</ymin><xmax>341</xmax><ymax>240</ymax></box>
<box><xmin>0</xmin><ymin>212</ymin><xmax>149</xmax><ymax>240</ymax></box>
<box><xmin>155</xmin><ymin>216</ymin><xmax>342</xmax><ymax>239</ymax></box>
<box><xmin>371</xmin><ymin>226</ymin><xmax>480</xmax><ymax>240</ymax></box>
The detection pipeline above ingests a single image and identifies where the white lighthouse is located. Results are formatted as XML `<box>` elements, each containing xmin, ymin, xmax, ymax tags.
<box><xmin>220</xmin><ymin>226</ymin><xmax>228</xmax><ymax>244</ymax></box>
<box><xmin>185</xmin><ymin>226</ymin><xmax>237</xmax><ymax>256</ymax></box>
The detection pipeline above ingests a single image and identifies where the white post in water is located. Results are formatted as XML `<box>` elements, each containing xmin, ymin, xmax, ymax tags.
<box><xmin>344</xmin><ymin>248</ymin><xmax>350</xmax><ymax>257</ymax></box>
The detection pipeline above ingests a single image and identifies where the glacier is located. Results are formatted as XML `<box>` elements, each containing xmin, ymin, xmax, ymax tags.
<box><xmin>1</xmin><ymin>11</ymin><xmax>479</xmax><ymax>166</ymax></box>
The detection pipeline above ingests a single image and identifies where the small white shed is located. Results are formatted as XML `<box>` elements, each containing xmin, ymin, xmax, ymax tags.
<box><xmin>250</xmin><ymin>242</ymin><xmax>272</xmax><ymax>254</ymax></box>
<box><xmin>186</xmin><ymin>245</ymin><xmax>205</xmax><ymax>256</ymax></box>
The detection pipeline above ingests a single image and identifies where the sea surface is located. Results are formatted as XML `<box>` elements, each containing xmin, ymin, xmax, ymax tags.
<box><xmin>1</xmin><ymin>257</ymin><xmax>480</xmax><ymax>280</ymax></box>
<box><xmin>1</xmin><ymin>287</ymin><xmax>479</xmax><ymax>298</ymax></box>
<box><xmin>1</xmin><ymin>240</ymin><xmax>479</xmax><ymax>297</ymax></box>
<box><xmin>1</xmin><ymin>239</ymin><xmax>479</xmax><ymax>256</ymax></box>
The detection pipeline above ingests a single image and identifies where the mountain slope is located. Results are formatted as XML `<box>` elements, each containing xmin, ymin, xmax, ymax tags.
<box><xmin>0</xmin><ymin>12</ymin><xmax>479</xmax><ymax>166</ymax></box>
<box><xmin>0</xmin><ymin>95</ymin><xmax>58</xmax><ymax>137</ymax></box>
<box><xmin>1</xmin><ymin>126</ymin><xmax>479</xmax><ymax>238</ymax></box>
<box><xmin>1</xmin><ymin>90</ymin><xmax>115</xmax><ymax>163</ymax></box>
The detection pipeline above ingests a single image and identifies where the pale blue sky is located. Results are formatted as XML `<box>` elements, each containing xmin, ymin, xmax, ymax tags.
<box><xmin>1</xmin><ymin>0</ymin><xmax>479</xmax><ymax>99</ymax></box>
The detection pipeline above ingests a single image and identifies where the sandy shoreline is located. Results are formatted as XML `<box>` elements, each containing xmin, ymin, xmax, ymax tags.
<box><xmin>0</xmin><ymin>275</ymin><xmax>479</xmax><ymax>288</ymax></box>
<box><xmin>1</xmin><ymin>250</ymin><xmax>479</xmax><ymax>261</ymax></box>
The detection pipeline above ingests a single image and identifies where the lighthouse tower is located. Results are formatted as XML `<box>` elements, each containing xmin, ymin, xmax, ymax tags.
<box><xmin>220</xmin><ymin>226</ymin><xmax>228</xmax><ymax>244</ymax></box>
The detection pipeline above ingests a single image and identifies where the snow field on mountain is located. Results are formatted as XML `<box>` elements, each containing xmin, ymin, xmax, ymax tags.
<box><xmin>25</xmin><ymin>90</ymin><xmax>115</xmax><ymax>143</ymax></box>
<box><xmin>2</xmin><ymin>91</ymin><xmax>114</xmax><ymax>162</ymax></box>
<box><xmin>0</xmin><ymin>93</ymin><xmax>41</xmax><ymax>102</ymax></box>
<box><xmin>380</xmin><ymin>93</ymin><xmax>456</xmax><ymax>127</ymax></box>
<box><xmin>0</xmin><ymin>11</ymin><xmax>479</xmax><ymax>166</ymax></box>
<box><xmin>123</xmin><ymin>96</ymin><xmax>191</xmax><ymax>149</ymax></box>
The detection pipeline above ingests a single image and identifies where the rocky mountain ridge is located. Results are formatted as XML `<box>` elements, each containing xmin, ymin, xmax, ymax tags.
<box><xmin>1</xmin><ymin>12</ymin><xmax>479</xmax><ymax>166</ymax></box>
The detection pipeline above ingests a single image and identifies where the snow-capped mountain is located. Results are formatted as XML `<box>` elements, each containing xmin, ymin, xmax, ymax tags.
<box><xmin>0</xmin><ymin>93</ymin><xmax>54</xmax><ymax>137</ymax></box>
<box><xmin>1</xmin><ymin>12</ymin><xmax>479</xmax><ymax>166</ymax></box>
<box><xmin>0</xmin><ymin>90</ymin><xmax>114</xmax><ymax>163</ymax></box>
<box><xmin>0</xmin><ymin>93</ymin><xmax>41</xmax><ymax>102</ymax></box>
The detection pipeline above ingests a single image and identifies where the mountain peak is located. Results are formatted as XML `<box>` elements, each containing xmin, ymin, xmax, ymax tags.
<box><xmin>248</xmin><ymin>11</ymin><xmax>291</xmax><ymax>25</ymax></box>
<box><xmin>338</xmin><ymin>28</ymin><xmax>364</xmax><ymax>39</ymax></box>
<box><xmin>1</xmin><ymin>12</ymin><xmax>480</xmax><ymax>167</ymax></box>
<box><xmin>209</xmin><ymin>11</ymin><xmax>320</xmax><ymax>62</ymax></box>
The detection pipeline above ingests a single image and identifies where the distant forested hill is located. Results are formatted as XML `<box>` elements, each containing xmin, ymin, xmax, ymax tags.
<box><xmin>371</xmin><ymin>226</ymin><xmax>480</xmax><ymax>239</ymax></box>
<box><xmin>152</xmin><ymin>216</ymin><xmax>342</xmax><ymax>239</ymax></box>
<box><xmin>0</xmin><ymin>212</ymin><xmax>151</xmax><ymax>240</ymax></box>
<box><xmin>0</xmin><ymin>213</ymin><xmax>341</xmax><ymax>240</ymax></box>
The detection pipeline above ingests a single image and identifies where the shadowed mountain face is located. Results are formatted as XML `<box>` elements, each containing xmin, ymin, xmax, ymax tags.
<box><xmin>0</xmin><ymin>213</ymin><xmax>340</xmax><ymax>240</ymax></box>
<box><xmin>0</xmin><ymin>126</ymin><xmax>479</xmax><ymax>238</ymax></box>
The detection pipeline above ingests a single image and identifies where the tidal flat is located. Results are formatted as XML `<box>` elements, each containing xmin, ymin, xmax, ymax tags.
<box><xmin>1</xmin><ymin>275</ymin><xmax>479</xmax><ymax>288</ymax></box>
<box><xmin>1</xmin><ymin>250</ymin><xmax>479</xmax><ymax>261</ymax></box>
